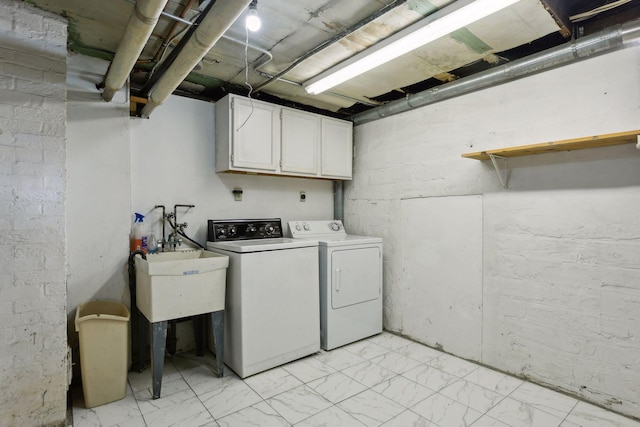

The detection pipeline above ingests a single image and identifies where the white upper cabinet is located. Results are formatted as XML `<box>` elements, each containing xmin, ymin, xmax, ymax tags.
<box><xmin>321</xmin><ymin>117</ymin><xmax>353</xmax><ymax>179</ymax></box>
<box><xmin>281</xmin><ymin>108</ymin><xmax>320</xmax><ymax>175</ymax></box>
<box><xmin>216</xmin><ymin>95</ymin><xmax>279</xmax><ymax>173</ymax></box>
<box><xmin>216</xmin><ymin>94</ymin><xmax>352</xmax><ymax>180</ymax></box>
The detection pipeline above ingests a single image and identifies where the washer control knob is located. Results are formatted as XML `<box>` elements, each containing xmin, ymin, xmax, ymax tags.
<box><xmin>295</xmin><ymin>224</ymin><xmax>302</xmax><ymax>231</ymax></box>
<box><xmin>265</xmin><ymin>225</ymin><xmax>275</xmax><ymax>235</ymax></box>
<box><xmin>330</xmin><ymin>222</ymin><xmax>341</xmax><ymax>231</ymax></box>
<box><xmin>228</xmin><ymin>225</ymin><xmax>236</xmax><ymax>236</ymax></box>
<box><xmin>303</xmin><ymin>223</ymin><xmax>310</xmax><ymax>231</ymax></box>
<box><xmin>247</xmin><ymin>224</ymin><xmax>256</xmax><ymax>233</ymax></box>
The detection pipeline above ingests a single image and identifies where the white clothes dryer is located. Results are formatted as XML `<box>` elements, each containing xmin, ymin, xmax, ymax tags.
<box><xmin>289</xmin><ymin>220</ymin><xmax>382</xmax><ymax>350</ymax></box>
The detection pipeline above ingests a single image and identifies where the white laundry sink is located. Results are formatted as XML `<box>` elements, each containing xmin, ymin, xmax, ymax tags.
<box><xmin>135</xmin><ymin>249</ymin><xmax>229</xmax><ymax>322</ymax></box>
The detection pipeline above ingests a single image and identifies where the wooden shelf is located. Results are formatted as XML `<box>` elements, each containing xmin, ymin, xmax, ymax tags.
<box><xmin>461</xmin><ymin>130</ymin><xmax>640</xmax><ymax>160</ymax></box>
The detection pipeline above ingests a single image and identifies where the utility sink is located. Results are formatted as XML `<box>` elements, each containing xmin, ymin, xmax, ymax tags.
<box><xmin>135</xmin><ymin>249</ymin><xmax>229</xmax><ymax>323</ymax></box>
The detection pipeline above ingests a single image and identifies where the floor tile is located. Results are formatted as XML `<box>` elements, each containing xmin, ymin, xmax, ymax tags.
<box><xmin>427</xmin><ymin>353</ymin><xmax>480</xmax><ymax>377</ymax></box>
<box><xmin>180</xmin><ymin>363</ymin><xmax>238</xmax><ymax>397</ymax></box>
<box><xmin>136</xmin><ymin>387</ymin><xmax>196</xmax><ymax>415</ymax></box>
<box><xmin>402</xmin><ymin>363</ymin><xmax>460</xmax><ymax>391</ymax></box>
<box><xmin>198</xmin><ymin>378</ymin><xmax>262</xmax><ymax>419</ymax></box>
<box><xmin>282</xmin><ymin>355</ymin><xmax>336</xmax><ymax>383</ymax></box>
<box><xmin>266</xmin><ymin>385</ymin><xmax>332</xmax><ymax>424</ymax></box>
<box><xmin>395</xmin><ymin>342</ymin><xmax>443</xmax><ymax>363</ymax></box>
<box><xmin>371</xmin><ymin>350</ymin><xmax>423</xmax><ymax>374</ymax></box>
<box><xmin>338</xmin><ymin>389</ymin><xmax>406</xmax><ymax>427</ymax></box>
<box><xmin>313</xmin><ymin>347</ymin><xmax>366</xmax><ymax>371</ymax></box>
<box><xmin>565</xmin><ymin>401</ymin><xmax>640</xmax><ymax>427</ymax></box>
<box><xmin>463</xmin><ymin>365</ymin><xmax>523</xmax><ymax>396</ymax></box>
<box><xmin>380</xmin><ymin>409</ymin><xmax>438</xmax><ymax>427</ymax></box>
<box><xmin>132</xmin><ymin>376</ymin><xmax>191</xmax><ymax>401</ymax></box>
<box><xmin>411</xmin><ymin>392</ymin><xmax>483</xmax><ymax>426</ymax></box>
<box><xmin>509</xmin><ymin>381</ymin><xmax>578</xmax><ymax>419</ymax></box>
<box><xmin>72</xmin><ymin>385</ymin><xmax>144</xmax><ymax>427</ymax></box>
<box><xmin>341</xmin><ymin>360</ymin><xmax>397</xmax><ymax>388</ymax></box>
<box><xmin>368</xmin><ymin>332</ymin><xmax>415</xmax><ymax>351</ymax></box>
<box><xmin>72</xmin><ymin>336</ymin><xmax>640</xmax><ymax>427</ymax></box>
<box><xmin>470</xmin><ymin>415</ymin><xmax>512</xmax><ymax>427</ymax></box>
<box><xmin>486</xmin><ymin>397</ymin><xmax>565</xmax><ymax>427</ymax></box>
<box><xmin>560</xmin><ymin>421</ymin><xmax>582</xmax><ymax>427</ymax></box>
<box><xmin>244</xmin><ymin>367</ymin><xmax>303</xmax><ymax>399</ymax></box>
<box><xmin>439</xmin><ymin>378</ymin><xmax>505</xmax><ymax>413</ymax></box>
<box><xmin>306</xmin><ymin>371</ymin><xmax>367</xmax><ymax>404</ymax></box>
<box><xmin>138</xmin><ymin>390</ymin><xmax>215</xmax><ymax>427</ymax></box>
<box><xmin>127</xmin><ymin>358</ymin><xmax>181</xmax><ymax>392</ymax></box>
<box><xmin>372</xmin><ymin>375</ymin><xmax>435</xmax><ymax>408</ymax></box>
<box><xmin>216</xmin><ymin>401</ymin><xmax>290</xmax><ymax>427</ymax></box>
<box><xmin>343</xmin><ymin>339</ymin><xmax>390</xmax><ymax>360</ymax></box>
<box><xmin>295</xmin><ymin>405</ymin><xmax>367</xmax><ymax>427</ymax></box>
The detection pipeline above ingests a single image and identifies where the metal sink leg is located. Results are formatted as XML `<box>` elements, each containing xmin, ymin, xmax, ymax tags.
<box><xmin>209</xmin><ymin>311</ymin><xmax>224</xmax><ymax>377</ymax></box>
<box><xmin>151</xmin><ymin>321</ymin><xmax>168</xmax><ymax>399</ymax></box>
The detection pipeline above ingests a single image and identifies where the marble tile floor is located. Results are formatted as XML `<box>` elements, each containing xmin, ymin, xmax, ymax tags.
<box><xmin>71</xmin><ymin>332</ymin><xmax>640</xmax><ymax>427</ymax></box>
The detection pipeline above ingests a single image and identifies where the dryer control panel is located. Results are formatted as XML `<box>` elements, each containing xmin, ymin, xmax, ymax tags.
<box><xmin>289</xmin><ymin>220</ymin><xmax>346</xmax><ymax>238</ymax></box>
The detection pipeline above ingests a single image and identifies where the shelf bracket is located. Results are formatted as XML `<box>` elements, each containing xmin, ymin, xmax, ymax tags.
<box><xmin>488</xmin><ymin>154</ymin><xmax>509</xmax><ymax>189</ymax></box>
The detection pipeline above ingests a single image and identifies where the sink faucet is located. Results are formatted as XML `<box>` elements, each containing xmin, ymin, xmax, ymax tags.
<box><xmin>167</xmin><ymin>204</ymin><xmax>195</xmax><ymax>251</ymax></box>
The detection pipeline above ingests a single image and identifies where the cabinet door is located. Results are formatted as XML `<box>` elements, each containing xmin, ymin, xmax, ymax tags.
<box><xmin>281</xmin><ymin>108</ymin><xmax>320</xmax><ymax>175</ymax></box>
<box><xmin>321</xmin><ymin>117</ymin><xmax>353</xmax><ymax>179</ymax></box>
<box><xmin>231</xmin><ymin>97</ymin><xmax>279</xmax><ymax>172</ymax></box>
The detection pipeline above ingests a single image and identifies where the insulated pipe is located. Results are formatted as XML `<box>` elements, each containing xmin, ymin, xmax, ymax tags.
<box><xmin>141</xmin><ymin>0</ymin><xmax>251</xmax><ymax>117</ymax></box>
<box><xmin>352</xmin><ymin>19</ymin><xmax>640</xmax><ymax>125</ymax></box>
<box><xmin>102</xmin><ymin>0</ymin><xmax>168</xmax><ymax>102</ymax></box>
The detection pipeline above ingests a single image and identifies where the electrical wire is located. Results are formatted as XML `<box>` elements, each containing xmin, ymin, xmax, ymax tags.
<box><xmin>235</xmin><ymin>24</ymin><xmax>256</xmax><ymax>132</ymax></box>
<box><xmin>570</xmin><ymin>0</ymin><xmax>632</xmax><ymax>22</ymax></box>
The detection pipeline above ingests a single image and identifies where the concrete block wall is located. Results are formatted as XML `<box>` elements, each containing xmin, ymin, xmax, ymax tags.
<box><xmin>345</xmin><ymin>47</ymin><xmax>640</xmax><ymax>419</ymax></box>
<box><xmin>0</xmin><ymin>1</ymin><xmax>68</xmax><ymax>425</ymax></box>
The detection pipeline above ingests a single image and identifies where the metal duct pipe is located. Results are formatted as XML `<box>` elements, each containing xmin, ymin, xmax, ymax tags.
<box><xmin>334</xmin><ymin>181</ymin><xmax>344</xmax><ymax>221</ymax></box>
<box><xmin>352</xmin><ymin>19</ymin><xmax>640</xmax><ymax>125</ymax></box>
<box><xmin>141</xmin><ymin>0</ymin><xmax>251</xmax><ymax>117</ymax></box>
<box><xmin>102</xmin><ymin>0</ymin><xmax>167</xmax><ymax>102</ymax></box>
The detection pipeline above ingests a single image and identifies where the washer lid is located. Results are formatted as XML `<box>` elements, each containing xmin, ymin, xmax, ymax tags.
<box><xmin>206</xmin><ymin>237</ymin><xmax>318</xmax><ymax>253</ymax></box>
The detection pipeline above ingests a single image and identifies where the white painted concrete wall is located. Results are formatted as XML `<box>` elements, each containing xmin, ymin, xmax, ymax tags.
<box><xmin>65</xmin><ymin>54</ymin><xmax>334</xmax><ymax>355</ymax></box>
<box><xmin>129</xmin><ymin>95</ymin><xmax>334</xmax><ymax>250</ymax></box>
<box><xmin>346</xmin><ymin>47</ymin><xmax>640</xmax><ymax>418</ymax></box>
<box><xmin>66</xmin><ymin>53</ymin><xmax>131</xmax><ymax>312</ymax></box>
<box><xmin>128</xmin><ymin>94</ymin><xmax>334</xmax><ymax>351</ymax></box>
<box><xmin>0</xmin><ymin>1</ymin><xmax>68</xmax><ymax>424</ymax></box>
<box><xmin>401</xmin><ymin>195</ymin><xmax>483</xmax><ymax>360</ymax></box>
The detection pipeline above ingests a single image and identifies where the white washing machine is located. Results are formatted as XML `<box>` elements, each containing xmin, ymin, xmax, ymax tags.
<box><xmin>207</xmin><ymin>219</ymin><xmax>320</xmax><ymax>378</ymax></box>
<box><xmin>289</xmin><ymin>220</ymin><xmax>382</xmax><ymax>350</ymax></box>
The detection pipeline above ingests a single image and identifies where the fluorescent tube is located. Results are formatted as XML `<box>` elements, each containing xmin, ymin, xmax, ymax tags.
<box><xmin>304</xmin><ymin>0</ymin><xmax>521</xmax><ymax>95</ymax></box>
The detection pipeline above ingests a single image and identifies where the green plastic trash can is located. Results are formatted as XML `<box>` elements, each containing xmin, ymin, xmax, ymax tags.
<box><xmin>75</xmin><ymin>300</ymin><xmax>130</xmax><ymax>408</ymax></box>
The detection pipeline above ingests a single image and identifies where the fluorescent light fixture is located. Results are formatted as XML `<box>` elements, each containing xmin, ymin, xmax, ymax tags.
<box><xmin>304</xmin><ymin>0</ymin><xmax>521</xmax><ymax>95</ymax></box>
<box><xmin>246</xmin><ymin>0</ymin><xmax>261</xmax><ymax>32</ymax></box>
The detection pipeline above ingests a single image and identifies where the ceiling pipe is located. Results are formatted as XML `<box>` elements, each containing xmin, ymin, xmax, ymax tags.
<box><xmin>352</xmin><ymin>19</ymin><xmax>640</xmax><ymax>125</ymax></box>
<box><xmin>152</xmin><ymin>0</ymin><xmax>197</xmax><ymax>63</ymax></box>
<box><xmin>102</xmin><ymin>0</ymin><xmax>168</xmax><ymax>102</ymax></box>
<box><xmin>141</xmin><ymin>0</ymin><xmax>251</xmax><ymax>117</ymax></box>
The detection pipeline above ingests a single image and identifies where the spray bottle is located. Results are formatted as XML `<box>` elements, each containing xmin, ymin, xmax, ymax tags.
<box><xmin>130</xmin><ymin>213</ymin><xmax>146</xmax><ymax>253</ymax></box>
